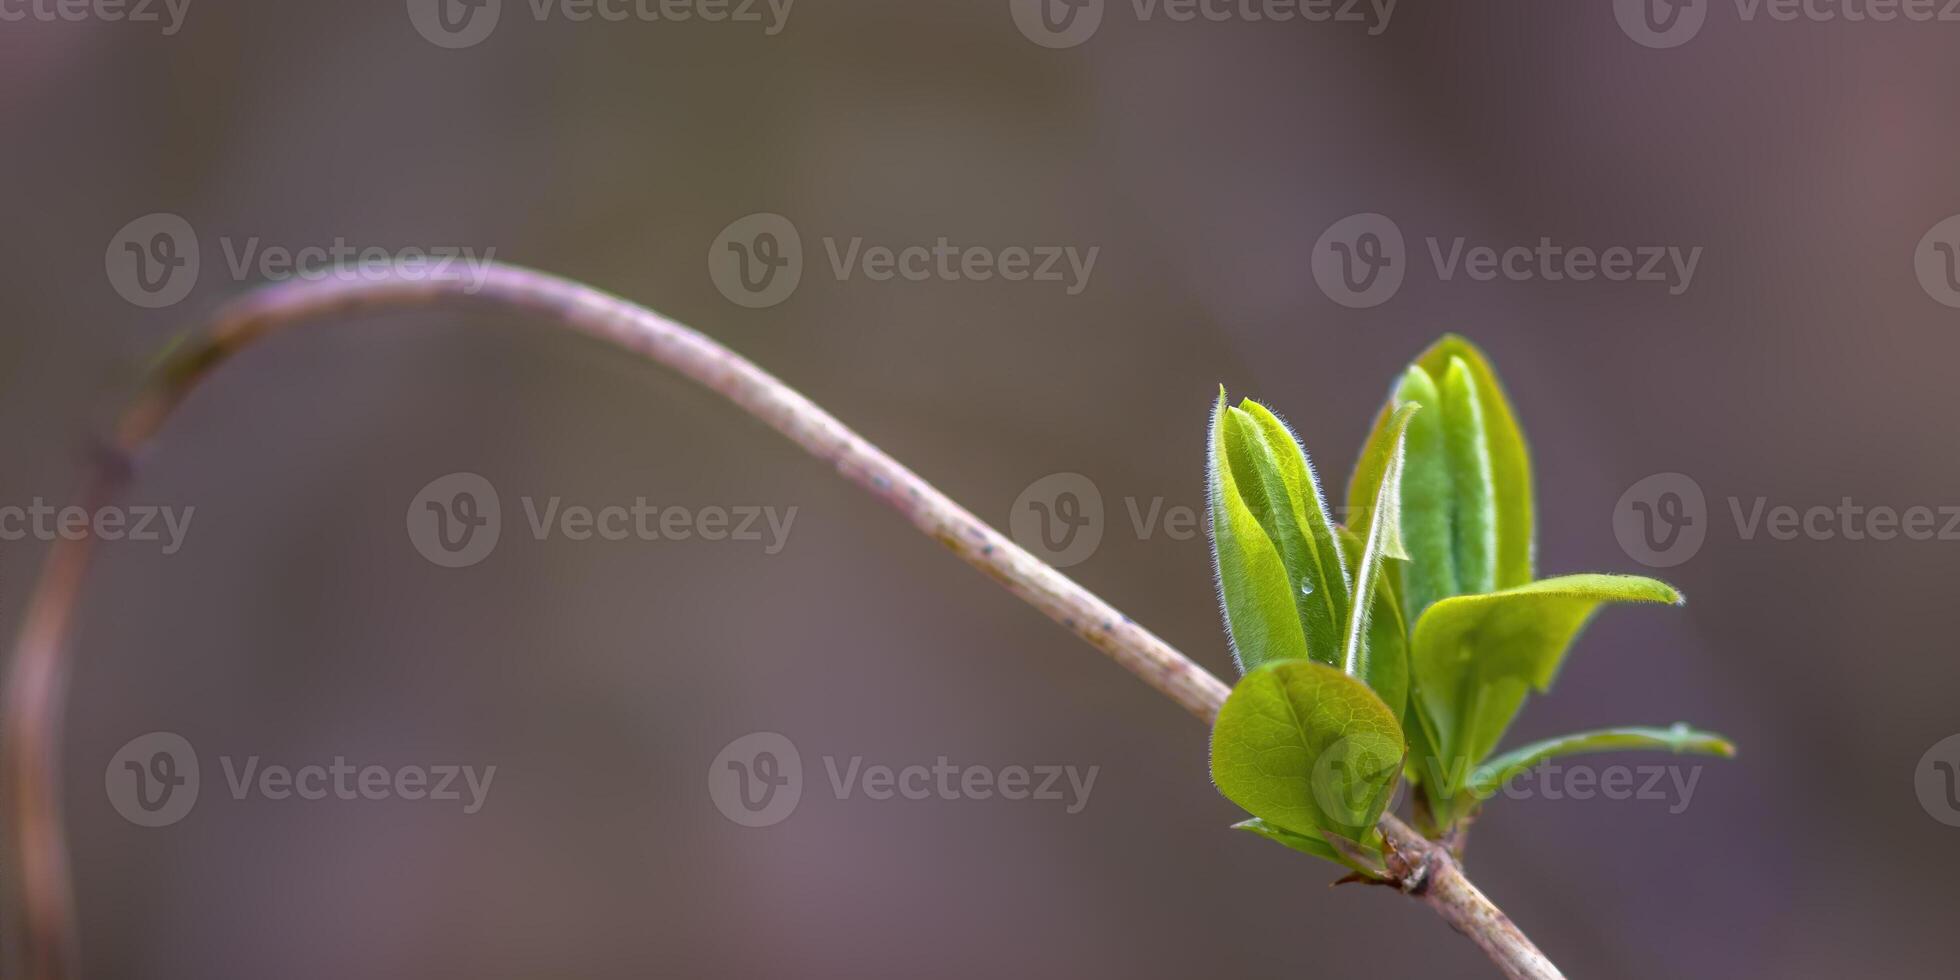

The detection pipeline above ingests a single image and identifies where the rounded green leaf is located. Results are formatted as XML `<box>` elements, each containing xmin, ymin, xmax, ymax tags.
<box><xmin>1210</xmin><ymin>660</ymin><xmax>1406</xmax><ymax>845</ymax></box>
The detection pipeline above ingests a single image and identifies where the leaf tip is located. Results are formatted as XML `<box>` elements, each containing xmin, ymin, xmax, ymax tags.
<box><xmin>1672</xmin><ymin>722</ymin><xmax>1736</xmax><ymax>758</ymax></box>
<box><xmin>1397</xmin><ymin>363</ymin><xmax>1436</xmax><ymax>399</ymax></box>
<box><xmin>1422</xmin><ymin>332</ymin><xmax>1487</xmax><ymax>364</ymax></box>
<box><xmin>1644</xmin><ymin>578</ymin><xmax>1686</xmax><ymax>606</ymax></box>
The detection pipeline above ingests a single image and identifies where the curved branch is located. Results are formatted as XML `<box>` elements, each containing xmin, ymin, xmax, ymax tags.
<box><xmin>3</xmin><ymin>263</ymin><xmax>1559</xmax><ymax>980</ymax></box>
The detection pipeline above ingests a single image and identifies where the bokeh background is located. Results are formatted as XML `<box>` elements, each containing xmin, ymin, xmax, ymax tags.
<box><xmin>5</xmin><ymin>1</ymin><xmax>1959</xmax><ymax>977</ymax></box>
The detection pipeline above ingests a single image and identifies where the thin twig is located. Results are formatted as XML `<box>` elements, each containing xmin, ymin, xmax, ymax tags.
<box><xmin>2</xmin><ymin>263</ymin><xmax>1562</xmax><ymax>980</ymax></box>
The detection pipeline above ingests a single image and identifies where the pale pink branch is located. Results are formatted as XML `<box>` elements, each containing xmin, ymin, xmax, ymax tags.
<box><xmin>3</xmin><ymin>263</ymin><xmax>1560</xmax><ymax>980</ymax></box>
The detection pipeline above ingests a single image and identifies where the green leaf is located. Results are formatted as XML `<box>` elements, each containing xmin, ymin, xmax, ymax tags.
<box><xmin>1356</xmin><ymin>366</ymin><xmax>1454</xmax><ymax>620</ymax></box>
<box><xmin>1209</xmin><ymin>390</ymin><xmax>1311</xmax><ymax>672</ymax></box>
<box><xmin>1441</xmin><ymin>357</ymin><xmax>1497</xmax><ymax>599</ymax></box>
<box><xmin>1412</xmin><ymin>574</ymin><xmax>1684</xmax><ymax>782</ymax></box>
<box><xmin>1230</xmin><ymin>817</ymin><xmax>1343</xmax><ymax>863</ymax></box>
<box><xmin>1415</xmin><ymin>336</ymin><xmax>1534</xmax><ymax>592</ymax></box>
<box><xmin>1349</xmin><ymin>337</ymin><xmax>1535</xmax><ymax>621</ymax></box>
<box><xmin>1225</xmin><ymin>400</ymin><xmax>1353</xmax><ymax>667</ymax></box>
<box><xmin>1335</xmin><ymin>526</ymin><xmax>1407</xmax><ymax>724</ymax></box>
<box><xmin>1210</xmin><ymin>659</ymin><xmax>1406</xmax><ymax>846</ymax></box>
<box><xmin>1342</xmin><ymin>404</ymin><xmax>1414</xmax><ymax>684</ymax></box>
<box><xmin>1467</xmin><ymin>724</ymin><xmax>1736</xmax><ymax>799</ymax></box>
<box><xmin>1400</xmin><ymin>703</ymin><xmax>1457</xmax><ymax>833</ymax></box>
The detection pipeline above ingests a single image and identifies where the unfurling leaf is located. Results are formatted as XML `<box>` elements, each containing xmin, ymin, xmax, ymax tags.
<box><xmin>1209</xmin><ymin>391</ymin><xmax>1311</xmax><ymax>672</ymax></box>
<box><xmin>1466</xmin><ymin>723</ymin><xmax>1736</xmax><ymax>799</ymax></box>
<box><xmin>1411</xmin><ymin>574</ymin><xmax>1683</xmax><ymax>782</ymax></box>
<box><xmin>1210</xmin><ymin>660</ymin><xmax>1405</xmax><ymax>847</ymax></box>
<box><xmin>1208</xmin><ymin>391</ymin><xmax>1360</xmax><ymax>673</ymax></box>
<box><xmin>1336</xmin><ymin>526</ymin><xmax>1408</xmax><ymax>725</ymax></box>
<box><xmin>1440</xmin><ymin>356</ymin><xmax>1496</xmax><ymax>599</ymax></box>
<box><xmin>1342</xmin><ymin>404</ymin><xmax>1415</xmax><ymax>683</ymax></box>
<box><xmin>1229</xmin><ymin>401</ymin><xmax>1353</xmax><ymax>665</ymax></box>
<box><xmin>1209</xmin><ymin>336</ymin><xmax>1733</xmax><ymax>846</ymax></box>
<box><xmin>1230</xmin><ymin>817</ymin><xmax>1342</xmax><ymax>863</ymax></box>
<box><xmin>1350</xmin><ymin>336</ymin><xmax>1534</xmax><ymax>622</ymax></box>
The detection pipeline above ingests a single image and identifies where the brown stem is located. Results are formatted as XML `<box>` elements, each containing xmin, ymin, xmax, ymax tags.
<box><xmin>2</xmin><ymin>263</ymin><xmax>1560</xmax><ymax>980</ymax></box>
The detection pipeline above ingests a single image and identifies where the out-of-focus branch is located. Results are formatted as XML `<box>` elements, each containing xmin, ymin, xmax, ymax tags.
<box><xmin>2</xmin><ymin>263</ymin><xmax>1560</xmax><ymax>980</ymax></box>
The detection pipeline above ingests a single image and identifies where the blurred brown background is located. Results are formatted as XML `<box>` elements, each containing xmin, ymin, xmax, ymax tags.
<box><xmin>5</xmin><ymin>1</ymin><xmax>1959</xmax><ymax>977</ymax></box>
